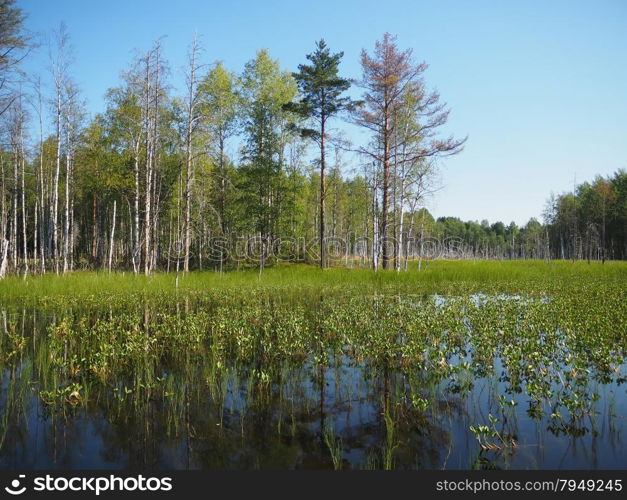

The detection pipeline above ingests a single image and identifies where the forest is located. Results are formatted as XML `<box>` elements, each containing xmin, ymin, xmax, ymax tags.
<box><xmin>0</xmin><ymin>0</ymin><xmax>625</xmax><ymax>279</ymax></box>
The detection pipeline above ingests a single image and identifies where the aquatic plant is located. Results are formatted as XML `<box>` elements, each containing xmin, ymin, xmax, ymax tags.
<box><xmin>0</xmin><ymin>261</ymin><xmax>624</xmax><ymax>469</ymax></box>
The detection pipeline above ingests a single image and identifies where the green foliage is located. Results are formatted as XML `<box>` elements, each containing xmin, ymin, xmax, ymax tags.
<box><xmin>0</xmin><ymin>0</ymin><xmax>27</xmax><ymax>114</ymax></box>
<box><xmin>239</xmin><ymin>49</ymin><xmax>299</xmax><ymax>238</ymax></box>
<box><xmin>545</xmin><ymin>169</ymin><xmax>627</xmax><ymax>260</ymax></box>
<box><xmin>286</xmin><ymin>39</ymin><xmax>355</xmax><ymax>137</ymax></box>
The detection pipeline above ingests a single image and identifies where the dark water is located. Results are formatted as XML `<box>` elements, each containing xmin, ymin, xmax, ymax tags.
<box><xmin>0</xmin><ymin>299</ymin><xmax>625</xmax><ymax>470</ymax></box>
<box><xmin>1</xmin><ymin>360</ymin><xmax>625</xmax><ymax>470</ymax></box>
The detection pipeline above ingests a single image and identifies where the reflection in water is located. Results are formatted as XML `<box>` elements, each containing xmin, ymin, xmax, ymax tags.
<box><xmin>0</xmin><ymin>293</ymin><xmax>625</xmax><ymax>470</ymax></box>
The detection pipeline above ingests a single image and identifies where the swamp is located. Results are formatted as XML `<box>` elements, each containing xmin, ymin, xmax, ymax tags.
<box><xmin>0</xmin><ymin>260</ymin><xmax>625</xmax><ymax>470</ymax></box>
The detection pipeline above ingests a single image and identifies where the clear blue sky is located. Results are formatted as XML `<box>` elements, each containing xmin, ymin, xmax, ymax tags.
<box><xmin>19</xmin><ymin>0</ymin><xmax>627</xmax><ymax>226</ymax></box>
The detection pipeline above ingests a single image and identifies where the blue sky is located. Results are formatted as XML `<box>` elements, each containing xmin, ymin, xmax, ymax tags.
<box><xmin>19</xmin><ymin>0</ymin><xmax>627</xmax><ymax>226</ymax></box>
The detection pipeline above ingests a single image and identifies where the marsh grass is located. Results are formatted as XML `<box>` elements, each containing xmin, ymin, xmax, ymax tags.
<box><xmin>323</xmin><ymin>422</ymin><xmax>343</xmax><ymax>470</ymax></box>
<box><xmin>0</xmin><ymin>260</ymin><xmax>624</xmax><ymax>306</ymax></box>
<box><xmin>0</xmin><ymin>260</ymin><xmax>625</xmax><ymax>469</ymax></box>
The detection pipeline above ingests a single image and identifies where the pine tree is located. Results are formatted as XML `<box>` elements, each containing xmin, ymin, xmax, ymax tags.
<box><xmin>286</xmin><ymin>39</ymin><xmax>356</xmax><ymax>268</ymax></box>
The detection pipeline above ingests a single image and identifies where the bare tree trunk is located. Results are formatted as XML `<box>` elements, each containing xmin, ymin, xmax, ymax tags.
<box><xmin>176</xmin><ymin>173</ymin><xmax>182</xmax><ymax>280</ymax></box>
<box><xmin>152</xmin><ymin>43</ymin><xmax>162</xmax><ymax>273</ymax></box>
<box><xmin>418</xmin><ymin>220</ymin><xmax>424</xmax><ymax>272</ymax></box>
<box><xmin>108</xmin><ymin>200</ymin><xmax>116</xmax><ymax>273</ymax></box>
<box><xmin>319</xmin><ymin>117</ymin><xmax>326</xmax><ymax>269</ymax></box>
<box><xmin>0</xmin><ymin>158</ymin><xmax>6</xmax><ymax>277</ymax></box>
<box><xmin>381</xmin><ymin>110</ymin><xmax>391</xmax><ymax>270</ymax></box>
<box><xmin>12</xmin><ymin>139</ymin><xmax>18</xmax><ymax>271</ymax></box>
<box><xmin>63</xmin><ymin>127</ymin><xmax>71</xmax><ymax>273</ymax></box>
<box><xmin>144</xmin><ymin>41</ymin><xmax>162</xmax><ymax>275</ymax></box>
<box><xmin>34</xmin><ymin>200</ymin><xmax>38</xmax><ymax>272</ymax></box>
<box><xmin>0</xmin><ymin>239</ymin><xmax>8</xmax><ymax>279</ymax></box>
<box><xmin>133</xmin><ymin>147</ymin><xmax>140</xmax><ymax>273</ymax></box>
<box><xmin>397</xmin><ymin>195</ymin><xmax>404</xmax><ymax>273</ymax></box>
<box><xmin>183</xmin><ymin>36</ymin><xmax>200</xmax><ymax>274</ymax></box>
<box><xmin>143</xmin><ymin>53</ymin><xmax>153</xmax><ymax>275</ymax></box>
<box><xmin>392</xmin><ymin>136</ymin><xmax>402</xmax><ymax>272</ymax></box>
<box><xmin>92</xmin><ymin>194</ymin><xmax>97</xmax><ymax>261</ymax></box>
<box><xmin>143</xmin><ymin>152</ymin><xmax>152</xmax><ymax>274</ymax></box>
<box><xmin>69</xmin><ymin>183</ymin><xmax>74</xmax><ymax>271</ymax></box>
<box><xmin>372</xmin><ymin>173</ymin><xmax>379</xmax><ymax>271</ymax></box>
<box><xmin>52</xmin><ymin>82</ymin><xmax>62</xmax><ymax>275</ymax></box>
<box><xmin>20</xmin><ymin>122</ymin><xmax>28</xmax><ymax>276</ymax></box>
<box><xmin>37</xmin><ymin>80</ymin><xmax>46</xmax><ymax>274</ymax></box>
<box><xmin>601</xmin><ymin>196</ymin><xmax>606</xmax><ymax>264</ymax></box>
<box><xmin>151</xmin><ymin>158</ymin><xmax>159</xmax><ymax>271</ymax></box>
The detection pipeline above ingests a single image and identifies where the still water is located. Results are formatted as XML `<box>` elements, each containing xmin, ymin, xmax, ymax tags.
<box><xmin>0</xmin><ymin>295</ymin><xmax>625</xmax><ymax>470</ymax></box>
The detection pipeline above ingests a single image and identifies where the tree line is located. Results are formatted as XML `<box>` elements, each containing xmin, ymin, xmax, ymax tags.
<box><xmin>0</xmin><ymin>1</ymin><xmax>623</xmax><ymax>278</ymax></box>
<box><xmin>419</xmin><ymin>167</ymin><xmax>626</xmax><ymax>263</ymax></box>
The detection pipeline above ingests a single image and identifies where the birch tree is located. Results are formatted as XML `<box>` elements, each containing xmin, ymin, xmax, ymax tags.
<box><xmin>182</xmin><ymin>36</ymin><xmax>203</xmax><ymax>273</ymax></box>
<box><xmin>62</xmin><ymin>80</ymin><xmax>83</xmax><ymax>272</ymax></box>
<box><xmin>141</xmin><ymin>40</ymin><xmax>167</xmax><ymax>275</ymax></box>
<box><xmin>240</xmin><ymin>50</ymin><xmax>297</xmax><ymax>262</ymax></box>
<box><xmin>198</xmin><ymin>61</ymin><xmax>240</xmax><ymax>237</ymax></box>
<box><xmin>105</xmin><ymin>81</ymin><xmax>144</xmax><ymax>273</ymax></box>
<box><xmin>49</xmin><ymin>23</ymin><xmax>72</xmax><ymax>274</ymax></box>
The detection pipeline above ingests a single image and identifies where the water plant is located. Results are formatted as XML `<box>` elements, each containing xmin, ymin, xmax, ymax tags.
<box><xmin>323</xmin><ymin>422</ymin><xmax>343</xmax><ymax>470</ymax></box>
<box><xmin>0</xmin><ymin>261</ymin><xmax>624</xmax><ymax>469</ymax></box>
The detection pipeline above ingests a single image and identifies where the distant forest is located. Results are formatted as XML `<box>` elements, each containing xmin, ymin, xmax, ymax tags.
<box><xmin>0</xmin><ymin>1</ymin><xmax>625</xmax><ymax>277</ymax></box>
<box><xmin>431</xmin><ymin>169</ymin><xmax>626</xmax><ymax>261</ymax></box>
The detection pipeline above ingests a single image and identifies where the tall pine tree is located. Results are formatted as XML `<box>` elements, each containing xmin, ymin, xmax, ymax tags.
<box><xmin>286</xmin><ymin>40</ymin><xmax>356</xmax><ymax>268</ymax></box>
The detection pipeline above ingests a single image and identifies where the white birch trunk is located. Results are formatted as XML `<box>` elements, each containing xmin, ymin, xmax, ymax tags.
<box><xmin>108</xmin><ymin>200</ymin><xmax>116</xmax><ymax>273</ymax></box>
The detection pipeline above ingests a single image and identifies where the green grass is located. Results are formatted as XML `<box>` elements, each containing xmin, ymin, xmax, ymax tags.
<box><xmin>0</xmin><ymin>260</ymin><xmax>625</xmax><ymax>304</ymax></box>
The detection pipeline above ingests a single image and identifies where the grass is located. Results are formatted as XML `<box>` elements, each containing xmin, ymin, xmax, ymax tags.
<box><xmin>0</xmin><ymin>260</ymin><xmax>625</xmax><ymax>305</ymax></box>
